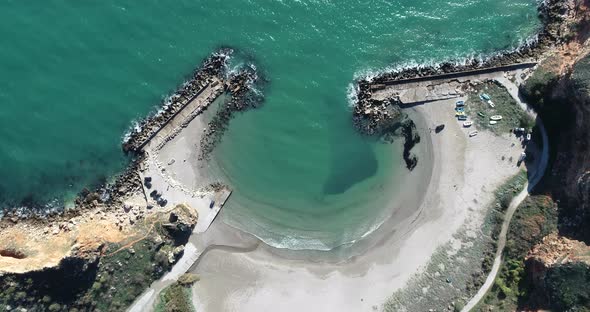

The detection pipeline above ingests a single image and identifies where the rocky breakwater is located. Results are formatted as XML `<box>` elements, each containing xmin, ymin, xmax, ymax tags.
<box><xmin>199</xmin><ymin>64</ymin><xmax>261</xmax><ymax>160</ymax></box>
<box><xmin>363</xmin><ymin>0</ymin><xmax>577</xmax><ymax>87</ymax></box>
<box><xmin>122</xmin><ymin>50</ymin><xmax>230</xmax><ymax>154</ymax></box>
<box><xmin>351</xmin><ymin>0</ymin><xmax>578</xmax><ymax>171</ymax></box>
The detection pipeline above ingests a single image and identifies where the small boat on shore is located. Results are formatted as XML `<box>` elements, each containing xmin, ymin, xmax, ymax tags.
<box><xmin>455</xmin><ymin>111</ymin><xmax>465</xmax><ymax>117</ymax></box>
<box><xmin>480</xmin><ymin>93</ymin><xmax>491</xmax><ymax>101</ymax></box>
<box><xmin>489</xmin><ymin>120</ymin><xmax>498</xmax><ymax>125</ymax></box>
<box><xmin>477</xmin><ymin>112</ymin><xmax>485</xmax><ymax>118</ymax></box>
<box><xmin>469</xmin><ymin>130</ymin><xmax>478</xmax><ymax>137</ymax></box>
<box><xmin>455</xmin><ymin>106</ymin><xmax>465</xmax><ymax>112</ymax></box>
<box><xmin>458</xmin><ymin>115</ymin><xmax>468</xmax><ymax>121</ymax></box>
<box><xmin>456</xmin><ymin>100</ymin><xmax>465</xmax><ymax>107</ymax></box>
<box><xmin>488</xmin><ymin>100</ymin><xmax>495</xmax><ymax>108</ymax></box>
<box><xmin>490</xmin><ymin>115</ymin><xmax>503</xmax><ymax>121</ymax></box>
<box><xmin>463</xmin><ymin>121</ymin><xmax>473</xmax><ymax>127</ymax></box>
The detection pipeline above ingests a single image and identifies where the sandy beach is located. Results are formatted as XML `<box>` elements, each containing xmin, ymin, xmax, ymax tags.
<box><xmin>188</xmin><ymin>96</ymin><xmax>526</xmax><ymax>312</ymax></box>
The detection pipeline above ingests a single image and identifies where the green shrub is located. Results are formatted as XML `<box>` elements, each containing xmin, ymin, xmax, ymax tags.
<box><xmin>545</xmin><ymin>262</ymin><xmax>590</xmax><ymax>311</ymax></box>
<box><xmin>520</xmin><ymin>68</ymin><xmax>560</xmax><ymax>110</ymax></box>
<box><xmin>155</xmin><ymin>282</ymin><xmax>195</xmax><ymax>312</ymax></box>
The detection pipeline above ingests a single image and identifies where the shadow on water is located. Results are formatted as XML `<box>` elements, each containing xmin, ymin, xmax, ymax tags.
<box><xmin>322</xmin><ymin>99</ymin><xmax>379</xmax><ymax>195</ymax></box>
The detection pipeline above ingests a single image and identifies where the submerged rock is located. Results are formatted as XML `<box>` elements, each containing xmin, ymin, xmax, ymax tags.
<box><xmin>401</xmin><ymin>119</ymin><xmax>421</xmax><ymax>171</ymax></box>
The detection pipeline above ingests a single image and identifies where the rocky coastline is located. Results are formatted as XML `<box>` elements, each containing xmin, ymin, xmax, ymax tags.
<box><xmin>122</xmin><ymin>50</ymin><xmax>230</xmax><ymax>154</ymax></box>
<box><xmin>0</xmin><ymin>47</ymin><xmax>262</xmax><ymax>269</ymax></box>
<box><xmin>0</xmin><ymin>152</ymin><xmax>144</xmax><ymax>233</ymax></box>
<box><xmin>0</xmin><ymin>49</ymin><xmax>261</xmax><ymax>311</ymax></box>
<box><xmin>351</xmin><ymin>0</ymin><xmax>577</xmax><ymax>170</ymax></box>
<box><xmin>0</xmin><ymin>48</ymin><xmax>261</xmax><ymax>225</ymax></box>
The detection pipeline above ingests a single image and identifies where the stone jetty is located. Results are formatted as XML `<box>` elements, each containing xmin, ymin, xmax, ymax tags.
<box><xmin>350</xmin><ymin>0</ymin><xmax>577</xmax><ymax>172</ymax></box>
<box><xmin>122</xmin><ymin>48</ymin><xmax>261</xmax><ymax>163</ymax></box>
<box><xmin>352</xmin><ymin>0</ymin><xmax>575</xmax><ymax>136</ymax></box>
<box><xmin>199</xmin><ymin>67</ymin><xmax>259</xmax><ymax>160</ymax></box>
<box><xmin>122</xmin><ymin>50</ymin><xmax>230</xmax><ymax>153</ymax></box>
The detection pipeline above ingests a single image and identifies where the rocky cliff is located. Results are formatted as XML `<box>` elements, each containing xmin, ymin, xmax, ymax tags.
<box><xmin>515</xmin><ymin>9</ymin><xmax>590</xmax><ymax>309</ymax></box>
<box><xmin>0</xmin><ymin>202</ymin><xmax>198</xmax><ymax>311</ymax></box>
<box><xmin>511</xmin><ymin>10</ymin><xmax>590</xmax><ymax>308</ymax></box>
<box><xmin>544</xmin><ymin>53</ymin><xmax>590</xmax><ymax>241</ymax></box>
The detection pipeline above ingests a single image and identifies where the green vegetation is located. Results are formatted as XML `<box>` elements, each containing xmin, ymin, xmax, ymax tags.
<box><xmin>479</xmin><ymin>171</ymin><xmax>529</xmax><ymax>276</ymax></box>
<box><xmin>520</xmin><ymin>65</ymin><xmax>561</xmax><ymax>110</ymax></box>
<box><xmin>505</xmin><ymin>196</ymin><xmax>558</xmax><ymax>259</ymax></box>
<box><xmin>572</xmin><ymin>52</ymin><xmax>590</xmax><ymax>95</ymax></box>
<box><xmin>154</xmin><ymin>274</ymin><xmax>199</xmax><ymax>312</ymax></box>
<box><xmin>0</xmin><ymin>234</ymin><xmax>181</xmax><ymax>312</ymax></box>
<box><xmin>494</xmin><ymin>170</ymin><xmax>529</xmax><ymax>212</ymax></box>
<box><xmin>86</xmin><ymin>239</ymin><xmax>174</xmax><ymax>311</ymax></box>
<box><xmin>477</xmin><ymin>195</ymin><xmax>558</xmax><ymax>311</ymax></box>
<box><xmin>465</xmin><ymin>81</ymin><xmax>535</xmax><ymax>134</ymax></box>
<box><xmin>383</xmin><ymin>171</ymin><xmax>530</xmax><ymax>311</ymax></box>
<box><xmin>545</xmin><ymin>262</ymin><xmax>590</xmax><ymax>311</ymax></box>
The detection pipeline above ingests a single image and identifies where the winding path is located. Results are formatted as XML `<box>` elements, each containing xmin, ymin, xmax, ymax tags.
<box><xmin>461</xmin><ymin>77</ymin><xmax>549</xmax><ymax>312</ymax></box>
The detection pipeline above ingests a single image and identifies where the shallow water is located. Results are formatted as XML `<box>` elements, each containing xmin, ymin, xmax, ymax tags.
<box><xmin>0</xmin><ymin>0</ymin><xmax>540</xmax><ymax>249</ymax></box>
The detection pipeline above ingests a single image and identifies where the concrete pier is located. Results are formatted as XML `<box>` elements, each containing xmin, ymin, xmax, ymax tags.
<box><xmin>370</xmin><ymin>63</ymin><xmax>536</xmax><ymax>105</ymax></box>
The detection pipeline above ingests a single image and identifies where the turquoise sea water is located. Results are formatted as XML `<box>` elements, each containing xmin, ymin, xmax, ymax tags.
<box><xmin>0</xmin><ymin>1</ymin><xmax>540</xmax><ymax>249</ymax></box>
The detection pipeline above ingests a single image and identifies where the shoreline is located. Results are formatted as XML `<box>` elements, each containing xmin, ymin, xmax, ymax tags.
<box><xmin>210</xmin><ymin>124</ymin><xmax>432</xmax><ymax>257</ymax></box>
<box><xmin>0</xmin><ymin>48</ymin><xmax>258</xmax><ymax>222</ymax></box>
<box><xmin>0</xmin><ymin>1</ymin><xmax>581</xmax><ymax>310</ymax></box>
<box><xmin>135</xmin><ymin>2</ymin><xmax>578</xmax><ymax>308</ymax></box>
<box><xmin>189</xmin><ymin>94</ymin><xmax>527</xmax><ymax>311</ymax></box>
<box><xmin>0</xmin><ymin>48</ymin><xmax>259</xmax><ymax>279</ymax></box>
<box><xmin>0</xmin><ymin>0</ymin><xmax>570</xmax><ymax>239</ymax></box>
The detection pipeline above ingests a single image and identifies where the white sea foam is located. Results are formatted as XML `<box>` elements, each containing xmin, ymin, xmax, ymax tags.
<box><xmin>350</xmin><ymin>30</ymin><xmax>542</xmax><ymax>88</ymax></box>
<box><xmin>224</xmin><ymin>204</ymin><xmax>391</xmax><ymax>252</ymax></box>
<box><xmin>121</xmin><ymin>118</ymin><xmax>143</xmax><ymax>143</ymax></box>
<box><xmin>346</xmin><ymin>82</ymin><xmax>359</xmax><ymax>108</ymax></box>
<box><xmin>236</xmin><ymin>217</ymin><xmax>389</xmax><ymax>251</ymax></box>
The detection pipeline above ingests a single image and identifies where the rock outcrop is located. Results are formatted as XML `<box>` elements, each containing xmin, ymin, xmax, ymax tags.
<box><xmin>161</xmin><ymin>204</ymin><xmax>198</xmax><ymax>245</ymax></box>
<box><xmin>524</xmin><ymin>233</ymin><xmax>590</xmax><ymax>310</ymax></box>
<box><xmin>515</xmin><ymin>5</ymin><xmax>590</xmax><ymax>309</ymax></box>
